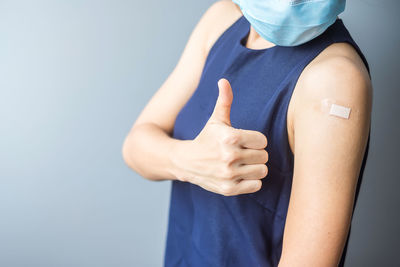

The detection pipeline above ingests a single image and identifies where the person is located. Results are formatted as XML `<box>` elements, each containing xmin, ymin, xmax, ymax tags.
<box><xmin>122</xmin><ymin>0</ymin><xmax>372</xmax><ymax>266</ymax></box>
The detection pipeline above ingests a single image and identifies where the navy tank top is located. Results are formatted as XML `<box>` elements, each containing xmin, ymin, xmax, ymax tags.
<box><xmin>164</xmin><ymin>15</ymin><xmax>371</xmax><ymax>267</ymax></box>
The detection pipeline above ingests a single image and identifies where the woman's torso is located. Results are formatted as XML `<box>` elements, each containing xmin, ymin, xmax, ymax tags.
<box><xmin>164</xmin><ymin>7</ymin><xmax>371</xmax><ymax>267</ymax></box>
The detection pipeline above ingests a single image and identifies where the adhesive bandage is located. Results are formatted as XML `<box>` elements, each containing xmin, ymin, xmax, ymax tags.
<box><xmin>320</xmin><ymin>99</ymin><xmax>352</xmax><ymax>119</ymax></box>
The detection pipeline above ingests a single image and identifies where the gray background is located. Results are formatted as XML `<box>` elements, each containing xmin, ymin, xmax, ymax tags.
<box><xmin>0</xmin><ymin>0</ymin><xmax>398</xmax><ymax>266</ymax></box>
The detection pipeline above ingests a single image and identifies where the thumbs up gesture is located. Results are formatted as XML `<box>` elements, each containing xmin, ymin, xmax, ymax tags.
<box><xmin>174</xmin><ymin>78</ymin><xmax>269</xmax><ymax>196</ymax></box>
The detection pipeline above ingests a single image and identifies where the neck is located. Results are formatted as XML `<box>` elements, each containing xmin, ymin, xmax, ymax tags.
<box><xmin>247</xmin><ymin>25</ymin><xmax>276</xmax><ymax>49</ymax></box>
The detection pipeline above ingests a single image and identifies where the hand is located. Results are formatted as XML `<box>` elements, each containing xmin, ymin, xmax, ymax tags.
<box><xmin>174</xmin><ymin>78</ymin><xmax>269</xmax><ymax>196</ymax></box>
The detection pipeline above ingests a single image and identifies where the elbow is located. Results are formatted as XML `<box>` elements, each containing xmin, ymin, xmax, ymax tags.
<box><xmin>121</xmin><ymin>133</ymin><xmax>136</xmax><ymax>170</ymax></box>
<box><xmin>121</xmin><ymin>136</ymin><xmax>129</xmax><ymax>165</ymax></box>
<box><xmin>121</xmin><ymin>131</ymin><xmax>159</xmax><ymax>181</ymax></box>
<box><xmin>121</xmin><ymin>132</ymin><xmax>142</xmax><ymax>175</ymax></box>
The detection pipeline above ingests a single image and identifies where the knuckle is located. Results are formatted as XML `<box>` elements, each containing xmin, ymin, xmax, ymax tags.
<box><xmin>221</xmin><ymin>151</ymin><xmax>233</xmax><ymax>163</ymax></box>
<box><xmin>222</xmin><ymin>132</ymin><xmax>240</xmax><ymax>145</ymax></box>
<box><xmin>222</xmin><ymin>150</ymin><xmax>240</xmax><ymax>164</ymax></box>
<box><xmin>221</xmin><ymin>166</ymin><xmax>236</xmax><ymax>179</ymax></box>
<box><xmin>219</xmin><ymin>182</ymin><xmax>235</xmax><ymax>196</ymax></box>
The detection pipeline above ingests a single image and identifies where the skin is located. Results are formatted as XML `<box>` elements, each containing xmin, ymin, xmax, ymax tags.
<box><xmin>122</xmin><ymin>0</ymin><xmax>372</xmax><ymax>266</ymax></box>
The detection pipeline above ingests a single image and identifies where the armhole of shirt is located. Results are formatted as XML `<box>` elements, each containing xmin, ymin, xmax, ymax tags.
<box><xmin>203</xmin><ymin>15</ymin><xmax>244</xmax><ymax>68</ymax></box>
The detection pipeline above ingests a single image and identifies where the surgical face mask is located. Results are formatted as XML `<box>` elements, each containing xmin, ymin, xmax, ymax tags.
<box><xmin>232</xmin><ymin>0</ymin><xmax>346</xmax><ymax>46</ymax></box>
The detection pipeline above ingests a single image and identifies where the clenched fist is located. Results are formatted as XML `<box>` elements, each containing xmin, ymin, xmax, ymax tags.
<box><xmin>172</xmin><ymin>78</ymin><xmax>269</xmax><ymax>196</ymax></box>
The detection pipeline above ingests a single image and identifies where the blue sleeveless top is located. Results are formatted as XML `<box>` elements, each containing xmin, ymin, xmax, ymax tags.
<box><xmin>164</xmin><ymin>15</ymin><xmax>371</xmax><ymax>267</ymax></box>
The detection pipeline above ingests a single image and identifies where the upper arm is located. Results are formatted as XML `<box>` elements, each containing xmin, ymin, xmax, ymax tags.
<box><xmin>131</xmin><ymin>0</ymin><xmax>241</xmax><ymax>134</ymax></box>
<box><xmin>279</xmin><ymin>55</ymin><xmax>372</xmax><ymax>266</ymax></box>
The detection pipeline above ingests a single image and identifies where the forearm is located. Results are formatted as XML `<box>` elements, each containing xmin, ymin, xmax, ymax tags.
<box><xmin>122</xmin><ymin>122</ymin><xmax>189</xmax><ymax>181</ymax></box>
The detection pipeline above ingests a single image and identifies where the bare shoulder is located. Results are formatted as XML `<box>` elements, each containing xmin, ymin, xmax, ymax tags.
<box><xmin>299</xmin><ymin>42</ymin><xmax>371</xmax><ymax>93</ymax></box>
<box><xmin>203</xmin><ymin>0</ymin><xmax>243</xmax><ymax>52</ymax></box>
<box><xmin>296</xmin><ymin>42</ymin><xmax>372</xmax><ymax>112</ymax></box>
<box><xmin>287</xmin><ymin>42</ymin><xmax>373</xmax><ymax>153</ymax></box>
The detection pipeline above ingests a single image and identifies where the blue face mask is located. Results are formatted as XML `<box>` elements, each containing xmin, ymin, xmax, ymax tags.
<box><xmin>232</xmin><ymin>0</ymin><xmax>346</xmax><ymax>46</ymax></box>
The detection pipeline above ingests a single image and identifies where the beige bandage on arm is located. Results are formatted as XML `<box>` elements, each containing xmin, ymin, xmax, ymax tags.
<box><xmin>321</xmin><ymin>99</ymin><xmax>352</xmax><ymax>119</ymax></box>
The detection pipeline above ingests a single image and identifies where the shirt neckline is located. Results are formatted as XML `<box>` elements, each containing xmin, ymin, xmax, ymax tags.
<box><xmin>237</xmin><ymin>15</ymin><xmax>280</xmax><ymax>53</ymax></box>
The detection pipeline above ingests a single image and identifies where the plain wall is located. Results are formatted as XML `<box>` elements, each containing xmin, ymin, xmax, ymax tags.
<box><xmin>0</xmin><ymin>0</ymin><xmax>399</xmax><ymax>266</ymax></box>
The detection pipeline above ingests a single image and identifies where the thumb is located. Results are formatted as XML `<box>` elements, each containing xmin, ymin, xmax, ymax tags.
<box><xmin>209</xmin><ymin>78</ymin><xmax>233</xmax><ymax>126</ymax></box>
